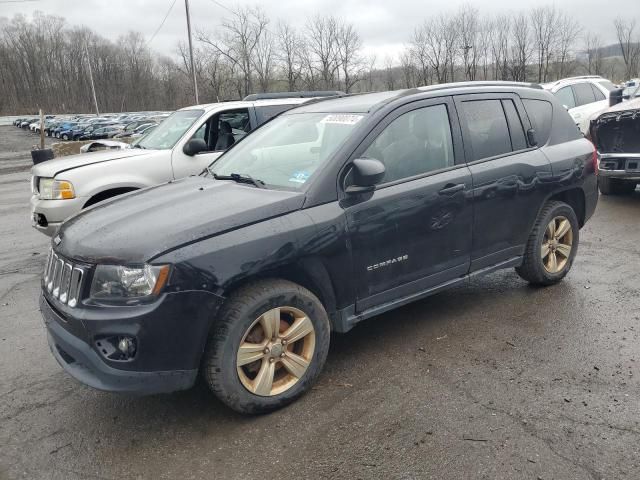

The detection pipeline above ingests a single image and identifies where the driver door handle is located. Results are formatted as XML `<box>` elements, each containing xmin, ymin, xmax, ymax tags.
<box><xmin>438</xmin><ymin>183</ymin><xmax>465</xmax><ymax>195</ymax></box>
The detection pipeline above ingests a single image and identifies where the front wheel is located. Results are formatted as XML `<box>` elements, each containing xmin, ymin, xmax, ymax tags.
<box><xmin>202</xmin><ymin>279</ymin><xmax>330</xmax><ymax>414</ymax></box>
<box><xmin>516</xmin><ymin>201</ymin><xmax>579</xmax><ymax>286</ymax></box>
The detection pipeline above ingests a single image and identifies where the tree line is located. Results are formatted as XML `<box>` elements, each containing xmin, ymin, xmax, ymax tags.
<box><xmin>1</xmin><ymin>6</ymin><xmax>639</xmax><ymax>115</ymax></box>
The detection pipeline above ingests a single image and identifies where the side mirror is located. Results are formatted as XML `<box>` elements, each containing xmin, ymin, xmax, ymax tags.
<box><xmin>346</xmin><ymin>158</ymin><xmax>386</xmax><ymax>193</ymax></box>
<box><xmin>609</xmin><ymin>88</ymin><xmax>624</xmax><ymax>107</ymax></box>
<box><xmin>526</xmin><ymin>128</ymin><xmax>538</xmax><ymax>147</ymax></box>
<box><xmin>183</xmin><ymin>138</ymin><xmax>208</xmax><ymax>156</ymax></box>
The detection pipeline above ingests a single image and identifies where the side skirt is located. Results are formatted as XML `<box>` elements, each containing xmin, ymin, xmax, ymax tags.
<box><xmin>333</xmin><ymin>256</ymin><xmax>522</xmax><ymax>333</ymax></box>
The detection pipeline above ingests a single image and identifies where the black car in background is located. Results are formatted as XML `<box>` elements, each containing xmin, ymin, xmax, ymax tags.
<box><xmin>77</xmin><ymin>125</ymin><xmax>124</xmax><ymax>141</ymax></box>
<box><xmin>40</xmin><ymin>82</ymin><xmax>598</xmax><ymax>414</ymax></box>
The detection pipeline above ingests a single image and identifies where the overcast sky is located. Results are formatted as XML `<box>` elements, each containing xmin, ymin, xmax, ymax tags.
<box><xmin>2</xmin><ymin>0</ymin><xmax>637</xmax><ymax>62</ymax></box>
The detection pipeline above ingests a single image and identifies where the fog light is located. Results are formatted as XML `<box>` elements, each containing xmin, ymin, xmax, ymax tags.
<box><xmin>118</xmin><ymin>337</ymin><xmax>136</xmax><ymax>357</ymax></box>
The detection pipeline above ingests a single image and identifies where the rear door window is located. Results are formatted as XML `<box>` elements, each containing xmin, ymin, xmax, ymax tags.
<box><xmin>572</xmin><ymin>83</ymin><xmax>596</xmax><ymax>106</ymax></box>
<box><xmin>459</xmin><ymin>99</ymin><xmax>512</xmax><ymax>161</ymax></box>
<box><xmin>522</xmin><ymin>99</ymin><xmax>553</xmax><ymax>146</ymax></box>
<box><xmin>555</xmin><ymin>87</ymin><xmax>576</xmax><ymax>109</ymax></box>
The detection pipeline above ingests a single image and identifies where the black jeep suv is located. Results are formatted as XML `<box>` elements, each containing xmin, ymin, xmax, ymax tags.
<box><xmin>40</xmin><ymin>82</ymin><xmax>598</xmax><ymax>413</ymax></box>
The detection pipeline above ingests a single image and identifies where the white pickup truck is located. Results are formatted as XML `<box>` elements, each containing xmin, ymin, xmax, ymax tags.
<box><xmin>30</xmin><ymin>98</ymin><xmax>310</xmax><ymax>236</ymax></box>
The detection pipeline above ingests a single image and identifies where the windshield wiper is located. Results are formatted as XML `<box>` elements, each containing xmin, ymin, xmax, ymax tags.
<box><xmin>133</xmin><ymin>143</ymin><xmax>145</xmax><ymax>149</ymax></box>
<box><xmin>213</xmin><ymin>173</ymin><xmax>265</xmax><ymax>188</ymax></box>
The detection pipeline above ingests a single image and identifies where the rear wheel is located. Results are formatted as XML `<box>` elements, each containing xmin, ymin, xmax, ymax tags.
<box><xmin>599</xmin><ymin>177</ymin><xmax>637</xmax><ymax>195</ymax></box>
<box><xmin>516</xmin><ymin>201</ymin><xmax>579</xmax><ymax>286</ymax></box>
<box><xmin>202</xmin><ymin>279</ymin><xmax>330</xmax><ymax>414</ymax></box>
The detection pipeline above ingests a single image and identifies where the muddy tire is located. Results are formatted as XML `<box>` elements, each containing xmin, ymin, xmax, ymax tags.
<box><xmin>202</xmin><ymin>279</ymin><xmax>330</xmax><ymax>414</ymax></box>
<box><xmin>599</xmin><ymin>177</ymin><xmax>636</xmax><ymax>195</ymax></box>
<box><xmin>516</xmin><ymin>201</ymin><xmax>579</xmax><ymax>286</ymax></box>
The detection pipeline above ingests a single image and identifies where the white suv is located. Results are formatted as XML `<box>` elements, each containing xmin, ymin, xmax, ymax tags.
<box><xmin>30</xmin><ymin>98</ymin><xmax>313</xmax><ymax>236</ymax></box>
<box><xmin>541</xmin><ymin>76</ymin><xmax>617</xmax><ymax>134</ymax></box>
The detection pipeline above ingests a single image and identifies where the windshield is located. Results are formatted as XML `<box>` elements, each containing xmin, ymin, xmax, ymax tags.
<box><xmin>624</xmin><ymin>85</ymin><xmax>640</xmax><ymax>98</ymax></box>
<box><xmin>207</xmin><ymin>112</ymin><xmax>364</xmax><ymax>190</ymax></box>
<box><xmin>135</xmin><ymin>109</ymin><xmax>203</xmax><ymax>150</ymax></box>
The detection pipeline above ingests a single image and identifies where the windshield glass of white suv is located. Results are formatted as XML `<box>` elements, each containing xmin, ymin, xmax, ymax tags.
<box><xmin>135</xmin><ymin>109</ymin><xmax>203</xmax><ymax>150</ymax></box>
<box><xmin>208</xmin><ymin>112</ymin><xmax>364</xmax><ymax>190</ymax></box>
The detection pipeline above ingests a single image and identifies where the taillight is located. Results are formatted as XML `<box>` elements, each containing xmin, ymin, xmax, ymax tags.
<box><xmin>592</xmin><ymin>144</ymin><xmax>598</xmax><ymax>175</ymax></box>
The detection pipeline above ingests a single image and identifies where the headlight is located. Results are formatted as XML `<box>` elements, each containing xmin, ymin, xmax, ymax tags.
<box><xmin>90</xmin><ymin>264</ymin><xmax>170</xmax><ymax>303</ymax></box>
<box><xmin>39</xmin><ymin>178</ymin><xmax>75</xmax><ymax>200</ymax></box>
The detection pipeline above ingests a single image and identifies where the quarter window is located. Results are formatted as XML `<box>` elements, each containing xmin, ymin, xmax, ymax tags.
<box><xmin>523</xmin><ymin>99</ymin><xmax>553</xmax><ymax>146</ymax></box>
<box><xmin>502</xmin><ymin>100</ymin><xmax>527</xmax><ymax>151</ymax></box>
<box><xmin>459</xmin><ymin>99</ymin><xmax>511</xmax><ymax>161</ymax></box>
<box><xmin>590</xmin><ymin>83</ymin><xmax>606</xmax><ymax>101</ymax></box>
<box><xmin>555</xmin><ymin>86</ymin><xmax>576</xmax><ymax>109</ymax></box>
<box><xmin>255</xmin><ymin>105</ymin><xmax>295</xmax><ymax>124</ymax></box>
<box><xmin>363</xmin><ymin>104</ymin><xmax>455</xmax><ymax>183</ymax></box>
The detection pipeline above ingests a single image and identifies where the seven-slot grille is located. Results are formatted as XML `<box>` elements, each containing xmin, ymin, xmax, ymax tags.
<box><xmin>43</xmin><ymin>249</ymin><xmax>85</xmax><ymax>307</ymax></box>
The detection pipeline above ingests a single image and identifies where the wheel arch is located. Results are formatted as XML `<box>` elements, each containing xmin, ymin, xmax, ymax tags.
<box><xmin>83</xmin><ymin>186</ymin><xmax>140</xmax><ymax>208</ymax></box>
<box><xmin>547</xmin><ymin>187</ymin><xmax>586</xmax><ymax>227</ymax></box>
<box><xmin>220</xmin><ymin>258</ymin><xmax>339</xmax><ymax>330</ymax></box>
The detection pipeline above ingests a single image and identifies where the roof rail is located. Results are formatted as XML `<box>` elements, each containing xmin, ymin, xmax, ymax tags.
<box><xmin>418</xmin><ymin>80</ymin><xmax>543</xmax><ymax>92</ymax></box>
<box><xmin>548</xmin><ymin>75</ymin><xmax>603</xmax><ymax>86</ymax></box>
<box><xmin>243</xmin><ymin>91</ymin><xmax>345</xmax><ymax>101</ymax></box>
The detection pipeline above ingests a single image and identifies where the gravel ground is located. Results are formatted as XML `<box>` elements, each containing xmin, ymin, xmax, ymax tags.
<box><xmin>0</xmin><ymin>126</ymin><xmax>54</xmax><ymax>175</ymax></box>
<box><xmin>1</xmin><ymin>127</ymin><xmax>639</xmax><ymax>479</ymax></box>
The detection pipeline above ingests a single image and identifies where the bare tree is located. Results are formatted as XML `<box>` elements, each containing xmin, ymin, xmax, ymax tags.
<box><xmin>556</xmin><ymin>12</ymin><xmax>580</xmax><ymax>78</ymax></box>
<box><xmin>584</xmin><ymin>33</ymin><xmax>604</xmax><ymax>76</ymax></box>
<box><xmin>384</xmin><ymin>55</ymin><xmax>396</xmax><ymax>90</ymax></box>
<box><xmin>509</xmin><ymin>13</ymin><xmax>532</xmax><ymax>81</ymax></box>
<box><xmin>399</xmin><ymin>49</ymin><xmax>417</xmax><ymax>88</ymax></box>
<box><xmin>306</xmin><ymin>15</ymin><xmax>340</xmax><ymax>89</ymax></box>
<box><xmin>197</xmin><ymin>6</ymin><xmax>269</xmax><ymax>97</ymax></box>
<box><xmin>276</xmin><ymin>22</ymin><xmax>303</xmax><ymax>91</ymax></box>
<box><xmin>530</xmin><ymin>6</ymin><xmax>559</xmax><ymax>82</ymax></box>
<box><xmin>336</xmin><ymin>21</ymin><xmax>363</xmax><ymax>92</ymax></box>
<box><xmin>252</xmin><ymin>29</ymin><xmax>274</xmax><ymax>92</ymax></box>
<box><xmin>614</xmin><ymin>17</ymin><xmax>640</xmax><ymax>79</ymax></box>
<box><xmin>457</xmin><ymin>5</ymin><xmax>479</xmax><ymax>81</ymax></box>
<box><xmin>489</xmin><ymin>15</ymin><xmax>510</xmax><ymax>80</ymax></box>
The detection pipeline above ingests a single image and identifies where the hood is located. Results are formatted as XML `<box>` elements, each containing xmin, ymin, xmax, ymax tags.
<box><xmin>55</xmin><ymin>176</ymin><xmax>305</xmax><ymax>264</ymax></box>
<box><xmin>591</xmin><ymin>98</ymin><xmax>640</xmax><ymax>154</ymax></box>
<box><xmin>31</xmin><ymin>148</ymin><xmax>151</xmax><ymax>177</ymax></box>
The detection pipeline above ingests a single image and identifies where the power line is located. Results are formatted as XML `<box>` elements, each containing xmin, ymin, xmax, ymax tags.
<box><xmin>147</xmin><ymin>0</ymin><xmax>178</xmax><ymax>46</ymax></box>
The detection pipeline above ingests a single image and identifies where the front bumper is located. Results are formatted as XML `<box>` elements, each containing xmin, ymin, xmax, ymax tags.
<box><xmin>40</xmin><ymin>288</ymin><xmax>223</xmax><ymax>394</ymax></box>
<box><xmin>30</xmin><ymin>194</ymin><xmax>86</xmax><ymax>237</ymax></box>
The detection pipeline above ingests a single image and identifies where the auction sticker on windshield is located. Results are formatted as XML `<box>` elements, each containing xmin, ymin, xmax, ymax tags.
<box><xmin>289</xmin><ymin>171</ymin><xmax>311</xmax><ymax>184</ymax></box>
<box><xmin>320</xmin><ymin>114</ymin><xmax>364</xmax><ymax>125</ymax></box>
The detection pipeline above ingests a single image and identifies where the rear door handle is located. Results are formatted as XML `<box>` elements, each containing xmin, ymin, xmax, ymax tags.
<box><xmin>438</xmin><ymin>183</ymin><xmax>465</xmax><ymax>195</ymax></box>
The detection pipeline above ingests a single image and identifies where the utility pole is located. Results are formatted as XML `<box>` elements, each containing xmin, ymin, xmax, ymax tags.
<box><xmin>84</xmin><ymin>42</ymin><xmax>100</xmax><ymax>116</ymax></box>
<box><xmin>185</xmin><ymin>0</ymin><xmax>199</xmax><ymax>104</ymax></box>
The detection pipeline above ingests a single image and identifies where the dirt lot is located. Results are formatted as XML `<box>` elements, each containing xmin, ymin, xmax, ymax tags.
<box><xmin>1</xmin><ymin>126</ymin><xmax>639</xmax><ymax>479</ymax></box>
<box><xmin>0</xmin><ymin>125</ymin><xmax>54</xmax><ymax>175</ymax></box>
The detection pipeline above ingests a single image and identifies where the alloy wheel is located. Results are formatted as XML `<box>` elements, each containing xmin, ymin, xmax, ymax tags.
<box><xmin>541</xmin><ymin>216</ymin><xmax>573</xmax><ymax>273</ymax></box>
<box><xmin>237</xmin><ymin>306</ymin><xmax>315</xmax><ymax>397</ymax></box>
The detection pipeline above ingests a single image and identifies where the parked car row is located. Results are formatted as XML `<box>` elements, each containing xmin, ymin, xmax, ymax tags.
<box><xmin>33</xmin><ymin>83</ymin><xmax>599</xmax><ymax>414</ymax></box>
<box><xmin>12</xmin><ymin>111</ymin><xmax>168</xmax><ymax>142</ymax></box>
